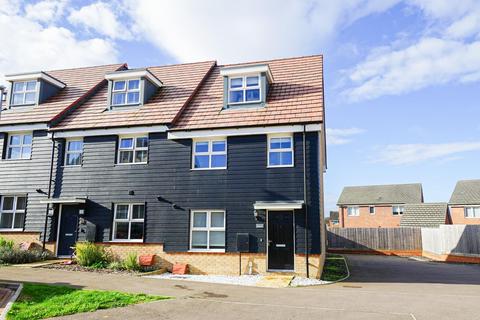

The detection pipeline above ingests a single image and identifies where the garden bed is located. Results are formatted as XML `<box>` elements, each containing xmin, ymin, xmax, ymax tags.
<box><xmin>40</xmin><ymin>262</ymin><xmax>143</xmax><ymax>275</ymax></box>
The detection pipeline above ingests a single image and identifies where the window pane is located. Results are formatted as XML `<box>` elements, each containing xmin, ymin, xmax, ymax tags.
<box><xmin>194</xmin><ymin>155</ymin><xmax>209</xmax><ymax>168</ymax></box>
<box><xmin>135</xmin><ymin>150</ymin><xmax>148</xmax><ymax>163</ymax></box>
<box><xmin>23</xmin><ymin>135</ymin><xmax>32</xmax><ymax>145</ymax></box>
<box><xmin>0</xmin><ymin>212</ymin><xmax>13</xmax><ymax>229</ymax></box>
<box><xmin>245</xmin><ymin>89</ymin><xmax>260</xmax><ymax>101</ymax></box>
<box><xmin>10</xmin><ymin>135</ymin><xmax>21</xmax><ymax>145</ymax></box>
<box><xmin>210</xmin><ymin>212</ymin><xmax>224</xmax><ymax>227</ymax></box>
<box><xmin>13</xmin><ymin>211</ymin><xmax>25</xmax><ymax>229</ymax></box>
<box><xmin>66</xmin><ymin>153</ymin><xmax>81</xmax><ymax>166</ymax></box>
<box><xmin>8</xmin><ymin>147</ymin><xmax>21</xmax><ymax>159</ymax></box>
<box><xmin>246</xmin><ymin>76</ymin><xmax>259</xmax><ymax>87</ymax></box>
<box><xmin>120</xmin><ymin>138</ymin><xmax>133</xmax><ymax>149</ymax></box>
<box><xmin>24</xmin><ymin>92</ymin><xmax>36</xmax><ymax>104</ymax></box>
<box><xmin>13</xmin><ymin>82</ymin><xmax>25</xmax><ymax>92</ymax></box>
<box><xmin>193</xmin><ymin>212</ymin><xmax>207</xmax><ymax>227</ymax></box>
<box><xmin>26</xmin><ymin>81</ymin><xmax>37</xmax><ymax>91</ymax></box>
<box><xmin>128</xmin><ymin>80</ymin><xmax>140</xmax><ymax>90</ymax></box>
<box><xmin>115</xmin><ymin>222</ymin><xmax>129</xmax><ymax>239</ymax></box>
<box><xmin>68</xmin><ymin>141</ymin><xmax>82</xmax><ymax>151</ymax></box>
<box><xmin>112</xmin><ymin>92</ymin><xmax>125</xmax><ymax>105</ymax></box>
<box><xmin>209</xmin><ymin>231</ymin><xmax>225</xmax><ymax>248</ymax></box>
<box><xmin>2</xmin><ymin>197</ymin><xmax>14</xmax><ymax>210</ymax></box>
<box><xmin>211</xmin><ymin>154</ymin><xmax>226</xmax><ymax>168</ymax></box>
<box><xmin>280</xmin><ymin>138</ymin><xmax>292</xmax><ymax>149</ymax></box>
<box><xmin>212</xmin><ymin>141</ymin><xmax>226</xmax><ymax>152</ymax></box>
<box><xmin>16</xmin><ymin>197</ymin><xmax>26</xmax><ymax>210</ymax></box>
<box><xmin>280</xmin><ymin>151</ymin><xmax>293</xmax><ymax>165</ymax></box>
<box><xmin>230</xmin><ymin>78</ymin><xmax>242</xmax><ymax>88</ymax></box>
<box><xmin>269</xmin><ymin>152</ymin><xmax>280</xmax><ymax>166</ymax></box>
<box><xmin>21</xmin><ymin>147</ymin><xmax>32</xmax><ymax>159</ymax></box>
<box><xmin>229</xmin><ymin>90</ymin><xmax>243</xmax><ymax>103</ymax></box>
<box><xmin>113</xmin><ymin>81</ymin><xmax>126</xmax><ymax>91</ymax></box>
<box><xmin>195</xmin><ymin>142</ymin><xmax>208</xmax><ymax>153</ymax></box>
<box><xmin>132</xmin><ymin>205</ymin><xmax>144</xmax><ymax>219</ymax></box>
<box><xmin>270</xmin><ymin>138</ymin><xmax>282</xmax><ymax>149</ymax></box>
<box><xmin>12</xmin><ymin>93</ymin><xmax>24</xmax><ymax>105</ymax></box>
<box><xmin>127</xmin><ymin>92</ymin><xmax>139</xmax><ymax>104</ymax></box>
<box><xmin>136</xmin><ymin>137</ymin><xmax>148</xmax><ymax>148</ymax></box>
<box><xmin>119</xmin><ymin>151</ymin><xmax>133</xmax><ymax>163</ymax></box>
<box><xmin>115</xmin><ymin>205</ymin><xmax>129</xmax><ymax>219</ymax></box>
<box><xmin>130</xmin><ymin>222</ymin><xmax>144</xmax><ymax>239</ymax></box>
<box><xmin>192</xmin><ymin>231</ymin><xmax>208</xmax><ymax>248</ymax></box>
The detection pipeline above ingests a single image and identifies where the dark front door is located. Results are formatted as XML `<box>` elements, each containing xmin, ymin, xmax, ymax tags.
<box><xmin>57</xmin><ymin>205</ymin><xmax>79</xmax><ymax>256</ymax></box>
<box><xmin>268</xmin><ymin>210</ymin><xmax>294</xmax><ymax>270</ymax></box>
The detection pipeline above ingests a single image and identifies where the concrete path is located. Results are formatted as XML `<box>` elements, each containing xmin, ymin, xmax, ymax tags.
<box><xmin>1</xmin><ymin>255</ymin><xmax>480</xmax><ymax>320</ymax></box>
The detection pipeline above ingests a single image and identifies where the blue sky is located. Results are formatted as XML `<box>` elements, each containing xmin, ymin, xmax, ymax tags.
<box><xmin>1</xmin><ymin>0</ymin><xmax>479</xmax><ymax>213</ymax></box>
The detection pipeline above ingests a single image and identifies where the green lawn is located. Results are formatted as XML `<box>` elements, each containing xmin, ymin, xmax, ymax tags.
<box><xmin>321</xmin><ymin>256</ymin><xmax>349</xmax><ymax>282</ymax></box>
<box><xmin>7</xmin><ymin>283</ymin><xmax>169</xmax><ymax>320</ymax></box>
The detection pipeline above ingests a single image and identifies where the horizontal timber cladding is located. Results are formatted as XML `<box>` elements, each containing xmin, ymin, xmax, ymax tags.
<box><xmin>0</xmin><ymin>130</ymin><xmax>59</xmax><ymax>241</ymax></box>
<box><xmin>54</xmin><ymin>131</ymin><xmax>321</xmax><ymax>254</ymax></box>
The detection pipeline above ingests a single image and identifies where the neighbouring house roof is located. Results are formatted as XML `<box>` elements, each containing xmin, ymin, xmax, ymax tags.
<box><xmin>449</xmin><ymin>179</ymin><xmax>480</xmax><ymax>205</ymax></box>
<box><xmin>337</xmin><ymin>183</ymin><xmax>423</xmax><ymax>205</ymax></box>
<box><xmin>0</xmin><ymin>64</ymin><xmax>126</xmax><ymax>127</ymax></box>
<box><xmin>329</xmin><ymin>211</ymin><xmax>339</xmax><ymax>220</ymax></box>
<box><xmin>171</xmin><ymin>55</ymin><xmax>323</xmax><ymax>130</ymax></box>
<box><xmin>400</xmin><ymin>203</ymin><xmax>448</xmax><ymax>228</ymax></box>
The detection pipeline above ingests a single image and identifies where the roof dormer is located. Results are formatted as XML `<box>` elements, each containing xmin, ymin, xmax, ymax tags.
<box><xmin>4</xmin><ymin>71</ymin><xmax>66</xmax><ymax>108</ymax></box>
<box><xmin>220</xmin><ymin>64</ymin><xmax>273</xmax><ymax>110</ymax></box>
<box><xmin>105</xmin><ymin>69</ymin><xmax>162</xmax><ymax>110</ymax></box>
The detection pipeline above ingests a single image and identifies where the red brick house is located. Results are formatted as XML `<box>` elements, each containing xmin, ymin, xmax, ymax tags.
<box><xmin>337</xmin><ymin>183</ymin><xmax>423</xmax><ymax>228</ymax></box>
<box><xmin>449</xmin><ymin>179</ymin><xmax>480</xmax><ymax>225</ymax></box>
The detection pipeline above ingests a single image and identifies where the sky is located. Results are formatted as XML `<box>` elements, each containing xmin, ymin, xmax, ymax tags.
<box><xmin>1</xmin><ymin>0</ymin><xmax>479</xmax><ymax>214</ymax></box>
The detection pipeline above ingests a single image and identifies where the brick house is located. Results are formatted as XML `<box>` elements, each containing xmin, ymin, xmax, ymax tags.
<box><xmin>337</xmin><ymin>183</ymin><xmax>423</xmax><ymax>228</ymax></box>
<box><xmin>449</xmin><ymin>179</ymin><xmax>480</xmax><ymax>224</ymax></box>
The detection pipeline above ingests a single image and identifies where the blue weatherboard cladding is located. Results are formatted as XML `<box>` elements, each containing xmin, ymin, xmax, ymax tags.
<box><xmin>54</xmin><ymin>131</ymin><xmax>321</xmax><ymax>254</ymax></box>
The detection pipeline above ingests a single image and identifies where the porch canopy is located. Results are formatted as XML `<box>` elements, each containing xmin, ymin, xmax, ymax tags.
<box><xmin>40</xmin><ymin>197</ymin><xmax>87</xmax><ymax>204</ymax></box>
<box><xmin>253</xmin><ymin>200</ymin><xmax>304</xmax><ymax>210</ymax></box>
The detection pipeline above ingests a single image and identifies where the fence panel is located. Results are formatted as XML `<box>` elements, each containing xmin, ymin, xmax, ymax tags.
<box><xmin>421</xmin><ymin>225</ymin><xmax>480</xmax><ymax>256</ymax></box>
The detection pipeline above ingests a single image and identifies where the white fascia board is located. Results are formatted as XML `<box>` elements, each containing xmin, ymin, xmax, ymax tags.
<box><xmin>53</xmin><ymin>125</ymin><xmax>169</xmax><ymax>138</ymax></box>
<box><xmin>0</xmin><ymin>123</ymin><xmax>48</xmax><ymax>132</ymax></box>
<box><xmin>5</xmin><ymin>72</ymin><xmax>66</xmax><ymax>89</ymax></box>
<box><xmin>105</xmin><ymin>70</ymin><xmax>163</xmax><ymax>87</ymax></box>
<box><xmin>40</xmin><ymin>197</ymin><xmax>87</xmax><ymax>204</ymax></box>
<box><xmin>254</xmin><ymin>201</ymin><xmax>304</xmax><ymax>210</ymax></box>
<box><xmin>220</xmin><ymin>64</ymin><xmax>274</xmax><ymax>83</ymax></box>
<box><xmin>168</xmin><ymin>124</ymin><xmax>321</xmax><ymax>139</ymax></box>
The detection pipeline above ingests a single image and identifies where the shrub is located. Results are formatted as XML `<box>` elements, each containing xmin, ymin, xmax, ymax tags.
<box><xmin>0</xmin><ymin>246</ymin><xmax>50</xmax><ymax>264</ymax></box>
<box><xmin>123</xmin><ymin>252</ymin><xmax>140</xmax><ymax>271</ymax></box>
<box><xmin>74</xmin><ymin>242</ymin><xmax>110</xmax><ymax>267</ymax></box>
<box><xmin>108</xmin><ymin>261</ymin><xmax>125</xmax><ymax>271</ymax></box>
<box><xmin>0</xmin><ymin>237</ymin><xmax>14</xmax><ymax>249</ymax></box>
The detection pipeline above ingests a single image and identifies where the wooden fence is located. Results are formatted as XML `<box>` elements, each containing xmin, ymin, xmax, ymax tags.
<box><xmin>422</xmin><ymin>225</ymin><xmax>480</xmax><ymax>256</ymax></box>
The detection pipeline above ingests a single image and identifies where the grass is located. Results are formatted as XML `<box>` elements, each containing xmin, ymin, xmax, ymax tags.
<box><xmin>7</xmin><ymin>283</ymin><xmax>169</xmax><ymax>320</ymax></box>
<box><xmin>321</xmin><ymin>256</ymin><xmax>348</xmax><ymax>282</ymax></box>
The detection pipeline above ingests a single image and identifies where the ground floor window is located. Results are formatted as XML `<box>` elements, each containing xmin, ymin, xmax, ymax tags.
<box><xmin>112</xmin><ymin>203</ymin><xmax>144</xmax><ymax>241</ymax></box>
<box><xmin>0</xmin><ymin>195</ymin><xmax>26</xmax><ymax>230</ymax></box>
<box><xmin>190</xmin><ymin>210</ymin><xmax>225</xmax><ymax>251</ymax></box>
<box><xmin>465</xmin><ymin>207</ymin><xmax>480</xmax><ymax>218</ymax></box>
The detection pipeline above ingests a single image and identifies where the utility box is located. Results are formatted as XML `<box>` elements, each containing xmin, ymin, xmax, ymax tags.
<box><xmin>78</xmin><ymin>221</ymin><xmax>96</xmax><ymax>242</ymax></box>
<box><xmin>236</xmin><ymin>233</ymin><xmax>250</xmax><ymax>253</ymax></box>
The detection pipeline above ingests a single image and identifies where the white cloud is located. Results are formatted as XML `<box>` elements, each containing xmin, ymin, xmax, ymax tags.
<box><xmin>372</xmin><ymin>142</ymin><xmax>480</xmax><ymax>165</ymax></box>
<box><xmin>123</xmin><ymin>0</ymin><xmax>400</xmax><ymax>63</ymax></box>
<box><xmin>68</xmin><ymin>2</ymin><xmax>132</xmax><ymax>40</ymax></box>
<box><xmin>25</xmin><ymin>0</ymin><xmax>68</xmax><ymax>23</ymax></box>
<box><xmin>327</xmin><ymin>127</ymin><xmax>365</xmax><ymax>145</ymax></box>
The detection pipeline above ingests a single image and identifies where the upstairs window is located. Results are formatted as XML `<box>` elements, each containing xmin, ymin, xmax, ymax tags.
<box><xmin>112</xmin><ymin>203</ymin><xmax>144</xmax><ymax>241</ymax></box>
<box><xmin>118</xmin><ymin>135</ymin><xmax>148</xmax><ymax>164</ymax></box>
<box><xmin>369</xmin><ymin>206</ymin><xmax>376</xmax><ymax>215</ymax></box>
<box><xmin>0</xmin><ymin>195</ymin><xmax>26</xmax><ymax>230</ymax></box>
<box><xmin>7</xmin><ymin>133</ymin><xmax>32</xmax><ymax>160</ymax></box>
<box><xmin>65</xmin><ymin>139</ymin><xmax>83</xmax><ymax>166</ymax></box>
<box><xmin>192</xmin><ymin>139</ymin><xmax>227</xmax><ymax>169</ymax></box>
<box><xmin>392</xmin><ymin>205</ymin><xmax>404</xmax><ymax>215</ymax></box>
<box><xmin>228</xmin><ymin>75</ymin><xmax>260</xmax><ymax>104</ymax></box>
<box><xmin>347</xmin><ymin>206</ymin><xmax>360</xmax><ymax>216</ymax></box>
<box><xmin>465</xmin><ymin>207</ymin><xmax>480</xmax><ymax>218</ymax></box>
<box><xmin>112</xmin><ymin>79</ymin><xmax>140</xmax><ymax>106</ymax></box>
<box><xmin>11</xmin><ymin>81</ymin><xmax>37</xmax><ymax>106</ymax></box>
<box><xmin>268</xmin><ymin>135</ymin><xmax>293</xmax><ymax>167</ymax></box>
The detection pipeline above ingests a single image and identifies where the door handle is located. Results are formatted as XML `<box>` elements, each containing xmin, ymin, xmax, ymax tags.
<box><xmin>275</xmin><ymin>244</ymin><xmax>286</xmax><ymax>248</ymax></box>
<box><xmin>65</xmin><ymin>233</ymin><xmax>73</xmax><ymax>236</ymax></box>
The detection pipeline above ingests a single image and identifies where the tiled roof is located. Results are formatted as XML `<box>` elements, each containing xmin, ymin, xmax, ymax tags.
<box><xmin>52</xmin><ymin>61</ymin><xmax>216</xmax><ymax>130</ymax></box>
<box><xmin>0</xmin><ymin>64</ymin><xmax>125</xmax><ymax>126</ymax></box>
<box><xmin>171</xmin><ymin>55</ymin><xmax>324</xmax><ymax>130</ymax></box>
<box><xmin>337</xmin><ymin>183</ymin><xmax>423</xmax><ymax>205</ymax></box>
<box><xmin>449</xmin><ymin>179</ymin><xmax>480</xmax><ymax>205</ymax></box>
<box><xmin>400</xmin><ymin>203</ymin><xmax>448</xmax><ymax>228</ymax></box>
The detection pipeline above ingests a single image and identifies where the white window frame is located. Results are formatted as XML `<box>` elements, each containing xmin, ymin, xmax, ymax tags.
<box><xmin>191</xmin><ymin>138</ymin><xmax>227</xmax><ymax>170</ymax></box>
<box><xmin>347</xmin><ymin>206</ymin><xmax>360</xmax><ymax>217</ymax></box>
<box><xmin>112</xmin><ymin>203</ymin><xmax>145</xmax><ymax>242</ymax></box>
<box><xmin>190</xmin><ymin>210</ymin><xmax>226</xmax><ymax>252</ymax></box>
<box><xmin>465</xmin><ymin>206</ymin><xmax>480</xmax><ymax>218</ymax></box>
<box><xmin>228</xmin><ymin>74</ymin><xmax>261</xmax><ymax>105</ymax></box>
<box><xmin>0</xmin><ymin>195</ymin><xmax>26</xmax><ymax>231</ymax></box>
<box><xmin>6</xmin><ymin>132</ymin><xmax>32</xmax><ymax>160</ymax></box>
<box><xmin>267</xmin><ymin>134</ymin><xmax>294</xmax><ymax>168</ymax></box>
<box><xmin>117</xmin><ymin>135</ymin><xmax>149</xmax><ymax>165</ymax></box>
<box><xmin>392</xmin><ymin>205</ymin><xmax>404</xmax><ymax>215</ymax></box>
<box><xmin>369</xmin><ymin>206</ymin><xmax>376</xmax><ymax>215</ymax></box>
<box><xmin>111</xmin><ymin>79</ymin><xmax>141</xmax><ymax>106</ymax></box>
<box><xmin>11</xmin><ymin>80</ymin><xmax>37</xmax><ymax>106</ymax></box>
<box><xmin>64</xmin><ymin>139</ymin><xmax>83</xmax><ymax>167</ymax></box>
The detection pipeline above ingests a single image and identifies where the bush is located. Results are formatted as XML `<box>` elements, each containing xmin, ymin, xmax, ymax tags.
<box><xmin>0</xmin><ymin>246</ymin><xmax>50</xmax><ymax>264</ymax></box>
<box><xmin>74</xmin><ymin>242</ymin><xmax>110</xmax><ymax>267</ymax></box>
<box><xmin>0</xmin><ymin>237</ymin><xmax>14</xmax><ymax>249</ymax></box>
<box><xmin>108</xmin><ymin>261</ymin><xmax>125</xmax><ymax>271</ymax></box>
<box><xmin>123</xmin><ymin>252</ymin><xmax>140</xmax><ymax>271</ymax></box>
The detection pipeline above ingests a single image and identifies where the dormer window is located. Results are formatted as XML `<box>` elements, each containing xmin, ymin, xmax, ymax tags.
<box><xmin>112</xmin><ymin>79</ymin><xmax>140</xmax><ymax>106</ymax></box>
<box><xmin>11</xmin><ymin>81</ymin><xmax>37</xmax><ymax>106</ymax></box>
<box><xmin>228</xmin><ymin>75</ymin><xmax>260</xmax><ymax>104</ymax></box>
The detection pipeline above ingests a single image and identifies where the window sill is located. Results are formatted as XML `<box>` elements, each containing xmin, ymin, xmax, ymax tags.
<box><xmin>109</xmin><ymin>240</ymin><xmax>144</xmax><ymax>243</ymax></box>
<box><xmin>114</xmin><ymin>163</ymin><xmax>148</xmax><ymax>166</ymax></box>
<box><xmin>62</xmin><ymin>165</ymin><xmax>82</xmax><ymax>169</ymax></box>
<box><xmin>190</xmin><ymin>167</ymin><xmax>227</xmax><ymax>171</ymax></box>
<box><xmin>1</xmin><ymin>158</ymin><xmax>32</xmax><ymax>162</ymax></box>
<box><xmin>0</xmin><ymin>228</ymin><xmax>24</xmax><ymax>232</ymax></box>
<box><xmin>267</xmin><ymin>165</ymin><xmax>294</xmax><ymax>168</ymax></box>
<box><xmin>188</xmin><ymin>249</ymin><xmax>226</xmax><ymax>253</ymax></box>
